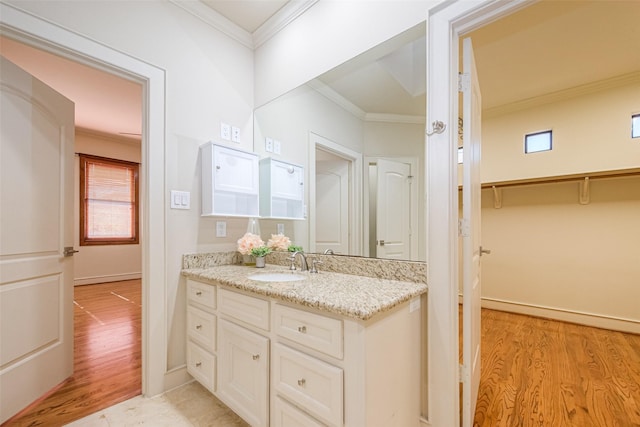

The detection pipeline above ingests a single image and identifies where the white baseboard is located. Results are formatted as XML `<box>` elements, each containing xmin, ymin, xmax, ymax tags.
<box><xmin>481</xmin><ymin>297</ymin><xmax>640</xmax><ymax>334</ymax></box>
<box><xmin>74</xmin><ymin>272</ymin><xmax>142</xmax><ymax>286</ymax></box>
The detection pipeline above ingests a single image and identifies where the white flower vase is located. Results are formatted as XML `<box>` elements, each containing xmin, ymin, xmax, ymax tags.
<box><xmin>255</xmin><ymin>256</ymin><xmax>266</xmax><ymax>268</ymax></box>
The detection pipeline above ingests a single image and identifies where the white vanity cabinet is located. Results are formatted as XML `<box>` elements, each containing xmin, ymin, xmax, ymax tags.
<box><xmin>201</xmin><ymin>142</ymin><xmax>259</xmax><ymax>217</ymax></box>
<box><xmin>185</xmin><ymin>279</ymin><xmax>217</xmax><ymax>393</ymax></box>
<box><xmin>185</xmin><ymin>277</ymin><xmax>424</xmax><ymax>427</ymax></box>
<box><xmin>218</xmin><ymin>319</ymin><xmax>269</xmax><ymax>427</ymax></box>
<box><xmin>259</xmin><ymin>158</ymin><xmax>304</xmax><ymax>219</ymax></box>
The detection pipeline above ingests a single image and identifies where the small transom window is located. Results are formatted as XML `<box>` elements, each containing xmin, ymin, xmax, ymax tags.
<box><xmin>525</xmin><ymin>130</ymin><xmax>552</xmax><ymax>154</ymax></box>
<box><xmin>632</xmin><ymin>113</ymin><xmax>640</xmax><ymax>138</ymax></box>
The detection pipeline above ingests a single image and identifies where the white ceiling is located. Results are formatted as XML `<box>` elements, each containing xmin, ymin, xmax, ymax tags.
<box><xmin>1</xmin><ymin>0</ymin><xmax>638</xmax><ymax>137</ymax></box>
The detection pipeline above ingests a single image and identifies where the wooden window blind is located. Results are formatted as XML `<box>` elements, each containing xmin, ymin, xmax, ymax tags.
<box><xmin>79</xmin><ymin>154</ymin><xmax>139</xmax><ymax>246</ymax></box>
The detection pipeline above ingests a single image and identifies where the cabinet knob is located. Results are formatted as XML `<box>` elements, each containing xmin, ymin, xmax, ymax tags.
<box><xmin>196</xmin><ymin>324</ymin><xmax>202</xmax><ymax>330</ymax></box>
<box><xmin>297</xmin><ymin>325</ymin><xmax>307</xmax><ymax>333</ymax></box>
<box><xmin>252</xmin><ymin>354</ymin><xmax>260</xmax><ymax>360</ymax></box>
<box><xmin>196</xmin><ymin>362</ymin><xmax>202</xmax><ymax>367</ymax></box>
<box><xmin>297</xmin><ymin>378</ymin><xmax>306</xmax><ymax>386</ymax></box>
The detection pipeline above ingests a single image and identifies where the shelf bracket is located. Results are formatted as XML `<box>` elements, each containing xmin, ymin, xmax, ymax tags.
<box><xmin>579</xmin><ymin>177</ymin><xmax>590</xmax><ymax>205</ymax></box>
<box><xmin>492</xmin><ymin>186</ymin><xmax>502</xmax><ymax>209</ymax></box>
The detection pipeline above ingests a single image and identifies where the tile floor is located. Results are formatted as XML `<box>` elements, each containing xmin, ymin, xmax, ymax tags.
<box><xmin>66</xmin><ymin>381</ymin><xmax>249</xmax><ymax>426</ymax></box>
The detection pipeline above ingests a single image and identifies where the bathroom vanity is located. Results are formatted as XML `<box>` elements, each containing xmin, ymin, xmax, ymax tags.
<box><xmin>182</xmin><ymin>260</ymin><xmax>427</xmax><ymax>427</ymax></box>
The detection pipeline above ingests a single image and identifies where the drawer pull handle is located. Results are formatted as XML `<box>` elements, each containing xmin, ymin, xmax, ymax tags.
<box><xmin>297</xmin><ymin>325</ymin><xmax>307</xmax><ymax>333</ymax></box>
<box><xmin>196</xmin><ymin>324</ymin><xmax>202</xmax><ymax>330</ymax></box>
<box><xmin>196</xmin><ymin>291</ymin><xmax>202</xmax><ymax>296</ymax></box>
<box><xmin>297</xmin><ymin>378</ymin><xmax>306</xmax><ymax>386</ymax></box>
<box><xmin>196</xmin><ymin>362</ymin><xmax>202</xmax><ymax>367</ymax></box>
<box><xmin>252</xmin><ymin>354</ymin><xmax>260</xmax><ymax>360</ymax></box>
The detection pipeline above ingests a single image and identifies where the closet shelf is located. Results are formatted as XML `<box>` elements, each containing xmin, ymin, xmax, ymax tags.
<box><xmin>479</xmin><ymin>168</ymin><xmax>640</xmax><ymax>190</ymax></box>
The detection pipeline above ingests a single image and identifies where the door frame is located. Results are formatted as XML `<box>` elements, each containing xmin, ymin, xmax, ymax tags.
<box><xmin>309</xmin><ymin>132</ymin><xmax>362</xmax><ymax>256</ymax></box>
<box><xmin>425</xmin><ymin>0</ymin><xmax>536</xmax><ymax>425</ymax></box>
<box><xmin>0</xmin><ymin>3</ymin><xmax>167</xmax><ymax>397</ymax></box>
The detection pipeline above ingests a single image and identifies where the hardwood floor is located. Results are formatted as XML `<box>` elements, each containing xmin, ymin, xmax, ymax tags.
<box><xmin>4</xmin><ymin>282</ymin><xmax>638</xmax><ymax>426</ymax></box>
<box><xmin>473</xmin><ymin>309</ymin><xmax>640</xmax><ymax>427</ymax></box>
<box><xmin>3</xmin><ymin>280</ymin><xmax>141</xmax><ymax>427</ymax></box>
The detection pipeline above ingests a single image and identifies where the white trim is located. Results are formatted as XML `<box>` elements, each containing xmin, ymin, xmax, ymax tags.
<box><xmin>485</xmin><ymin>71</ymin><xmax>640</xmax><ymax>118</ymax></box>
<box><xmin>308</xmin><ymin>79</ymin><xmax>426</xmax><ymax>124</ymax></box>
<box><xmin>309</xmin><ymin>132</ymin><xmax>362</xmax><ymax>257</ymax></box>
<box><xmin>168</xmin><ymin>0</ymin><xmax>317</xmax><ymax>50</ymax></box>
<box><xmin>0</xmin><ymin>2</ymin><xmax>167</xmax><ymax>397</ymax></box>
<box><xmin>481</xmin><ymin>298</ymin><xmax>640</xmax><ymax>335</ymax></box>
<box><xmin>253</xmin><ymin>0</ymin><xmax>318</xmax><ymax>48</ymax></box>
<box><xmin>168</xmin><ymin>0</ymin><xmax>253</xmax><ymax>48</ymax></box>
<box><xmin>74</xmin><ymin>273</ymin><xmax>142</xmax><ymax>286</ymax></box>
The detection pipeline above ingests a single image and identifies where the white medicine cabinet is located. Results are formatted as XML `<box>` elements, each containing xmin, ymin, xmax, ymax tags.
<box><xmin>259</xmin><ymin>158</ymin><xmax>305</xmax><ymax>220</ymax></box>
<box><xmin>201</xmin><ymin>142</ymin><xmax>259</xmax><ymax>217</ymax></box>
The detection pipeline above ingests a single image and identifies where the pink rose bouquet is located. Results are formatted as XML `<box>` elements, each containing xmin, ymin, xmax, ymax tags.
<box><xmin>237</xmin><ymin>233</ymin><xmax>264</xmax><ymax>255</ymax></box>
<box><xmin>267</xmin><ymin>234</ymin><xmax>291</xmax><ymax>251</ymax></box>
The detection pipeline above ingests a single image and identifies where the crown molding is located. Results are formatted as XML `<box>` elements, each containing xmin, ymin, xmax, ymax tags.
<box><xmin>307</xmin><ymin>79</ymin><xmax>367</xmax><ymax>120</ymax></box>
<box><xmin>484</xmin><ymin>71</ymin><xmax>640</xmax><ymax>118</ymax></box>
<box><xmin>168</xmin><ymin>0</ymin><xmax>253</xmax><ymax>49</ymax></box>
<box><xmin>364</xmin><ymin>113</ymin><xmax>425</xmax><ymax>124</ymax></box>
<box><xmin>253</xmin><ymin>0</ymin><xmax>318</xmax><ymax>48</ymax></box>
<box><xmin>76</xmin><ymin>127</ymin><xmax>141</xmax><ymax>145</ymax></box>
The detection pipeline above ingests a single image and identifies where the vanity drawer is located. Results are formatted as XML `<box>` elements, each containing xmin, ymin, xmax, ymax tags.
<box><xmin>218</xmin><ymin>288</ymin><xmax>270</xmax><ymax>331</ymax></box>
<box><xmin>274</xmin><ymin>304</ymin><xmax>343</xmax><ymax>359</ymax></box>
<box><xmin>187</xmin><ymin>341</ymin><xmax>216</xmax><ymax>393</ymax></box>
<box><xmin>187</xmin><ymin>279</ymin><xmax>216</xmax><ymax>311</ymax></box>
<box><xmin>273</xmin><ymin>344</ymin><xmax>343</xmax><ymax>427</ymax></box>
<box><xmin>187</xmin><ymin>306</ymin><xmax>216</xmax><ymax>350</ymax></box>
<box><xmin>273</xmin><ymin>396</ymin><xmax>325</xmax><ymax>427</ymax></box>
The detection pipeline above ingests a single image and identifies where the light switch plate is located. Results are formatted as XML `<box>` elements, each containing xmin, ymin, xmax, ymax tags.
<box><xmin>220</xmin><ymin>122</ymin><xmax>231</xmax><ymax>140</ymax></box>
<box><xmin>273</xmin><ymin>140</ymin><xmax>281</xmax><ymax>155</ymax></box>
<box><xmin>170</xmin><ymin>190</ymin><xmax>190</xmax><ymax>210</ymax></box>
<box><xmin>265</xmin><ymin>137</ymin><xmax>273</xmax><ymax>152</ymax></box>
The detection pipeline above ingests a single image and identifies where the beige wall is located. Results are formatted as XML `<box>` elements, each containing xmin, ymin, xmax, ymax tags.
<box><xmin>478</xmin><ymin>80</ymin><xmax>640</xmax><ymax>331</ymax></box>
<box><xmin>480</xmin><ymin>177</ymin><xmax>640</xmax><ymax>330</ymax></box>
<box><xmin>73</xmin><ymin>131</ymin><xmax>142</xmax><ymax>285</ymax></box>
<box><xmin>482</xmin><ymin>79</ymin><xmax>640</xmax><ymax>183</ymax></box>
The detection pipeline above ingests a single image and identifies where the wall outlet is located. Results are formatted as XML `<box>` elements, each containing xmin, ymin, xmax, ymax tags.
<box><xmin>265</xmin><ymin>137</ymin><xmax>273</xmax><ymax>152</ymax></box>
<box><xmin>273</xmin><ymin>140</ymin><xmax>281</xmax><ymax>155</ymax></box>
<box><xmin>277</xmin><ymin>223</ymin><xmax>284</xmax><ymax>235</ymax></box>
<box><xmin>220</xmin><ymin>122</ymin><xmax>231</xmax><ymax>140</ymax></box>
<box><xmin>216</xmin><ymin>221</ymin><xmax>227</xmax><ymax>237</ymax></box>
<box><xmin>231</xmin><ymin>126</ymin><xmax>240</xmax><ymax>143</ymax></box>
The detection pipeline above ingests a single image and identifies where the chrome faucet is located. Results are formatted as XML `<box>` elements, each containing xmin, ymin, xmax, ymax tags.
<box><xmin>323</xmin><ymin>249</ymin><xmax>334</xmax><ymax>255</ymax></box>
<box><xmin>288</xmin><ymin>251</ymin><xmax>308</xmax><ymax>271</ymax></box>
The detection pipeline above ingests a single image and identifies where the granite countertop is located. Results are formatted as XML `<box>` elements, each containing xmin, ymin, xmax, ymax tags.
<box><xmin>182</xmin><ymin>264</ymin><xmax>428</xmax><ymax>321</ymax></box>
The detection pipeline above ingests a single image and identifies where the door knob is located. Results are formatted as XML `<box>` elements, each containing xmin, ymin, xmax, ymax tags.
<box><xmin>480</xmin><ymin>246</ymin><xmax>491</xmax><ymax>256</ymax></box>
<box><xmin>64</xmin><ymin>247</ymin><xmax>79</xmax><ymax>257</ymax></box>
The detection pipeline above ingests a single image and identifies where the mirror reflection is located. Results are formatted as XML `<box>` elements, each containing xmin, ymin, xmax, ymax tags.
<box><xmin>254</xmin><ymin>22</ymin><xmax>426</xmax><ymax>261</ymax></box>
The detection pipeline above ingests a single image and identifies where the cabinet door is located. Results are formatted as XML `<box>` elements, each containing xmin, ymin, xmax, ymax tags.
<box><xmin>218</xmin><ymin>319</ymin><xmax>269</xmax><ymax>427</ymax></box>
<box><xmin>271</xmin><ymin>160</ymin><xmax>303</xmax><ymax>200</ymax></box>
<box><xmin>214</xmin><ymin>145</ymin><xmax>259</xmax><ymax>195</ymax></box>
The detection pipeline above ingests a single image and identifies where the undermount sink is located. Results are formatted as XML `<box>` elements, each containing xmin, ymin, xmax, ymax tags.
<box><xmin>248</xmin><ymin>272</ymin><xmax>306</xmax><ymax>282</ymax></box>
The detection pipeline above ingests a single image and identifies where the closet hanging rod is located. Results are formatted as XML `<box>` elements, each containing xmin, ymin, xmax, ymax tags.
<box><xmin>479</xmin><ymin>169</ymin><xmax>640</xmax><ymax>190</ymax></box>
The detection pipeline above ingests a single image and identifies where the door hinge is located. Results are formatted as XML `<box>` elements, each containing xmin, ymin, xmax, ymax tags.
<box><xmin>458</xmin><ymin>73</ymin><xmax>470</xmax><ymax>93</ymax></box>
<box><xmin>459</xmin><ymin>363</ymin><xmax>469</xmax><ymax>383</ymax></box>
<box><xmin>458</xmin><ymin>218</ymin><xmax>470</xmax><ymax>237</ymax></box>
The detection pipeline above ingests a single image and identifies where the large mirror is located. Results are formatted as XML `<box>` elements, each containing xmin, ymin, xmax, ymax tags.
<box><xmin>254</xmin><ymin>22</ymin><xmax>427</xmax><ymax>261</ymax></box>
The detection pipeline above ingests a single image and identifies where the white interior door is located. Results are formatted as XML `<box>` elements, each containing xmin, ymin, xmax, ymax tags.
<box><xmin>461</xmin><ymin>37</ymin><xmax>483</xmax><ymax>427</ymax></box>
<box><xmin>0</xmin><ymin>57</ymin><xmax>75</xmax><ymax>423</ymax></box>
<box><xmin>315</xmin><ymin>149</ymin><xmax>350</xmax><ymax>255</ymax></box>
<box><xmin>376</xmin><ymin>159</ymin><xmax>411</xmax><ymax>259</ymax></box>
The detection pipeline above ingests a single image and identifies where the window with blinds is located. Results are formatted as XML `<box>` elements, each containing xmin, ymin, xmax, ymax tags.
<box><xmin>79</xmin><ymin>154</ymin><xmax>139</xmax><ymax>246</ymax></box>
